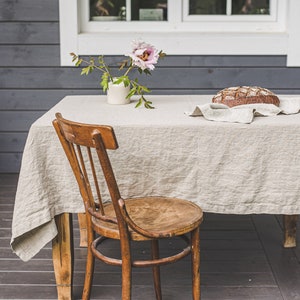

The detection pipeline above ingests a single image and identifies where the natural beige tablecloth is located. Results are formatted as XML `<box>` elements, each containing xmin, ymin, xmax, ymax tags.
<box><xmin>11</xmin><ymin>95</ymin><xmax>300</xmax><ymax>261</ymax></box>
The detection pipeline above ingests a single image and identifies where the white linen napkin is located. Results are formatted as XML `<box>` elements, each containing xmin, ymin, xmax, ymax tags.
<box><xmin>186</xmin><ymin>96</ymin><xmax>300</xmax><ymax>124</ymax></box>
<box><xmin>278</xmin><ymin>96</ymin><xmax>300</xmax><ymax>114</ymax></box>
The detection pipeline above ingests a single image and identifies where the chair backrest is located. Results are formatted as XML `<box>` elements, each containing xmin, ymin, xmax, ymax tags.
<box><xmin>53</xmin><ymin>113</ymin><xmax>126</xmax><ymax>231</ymax></box>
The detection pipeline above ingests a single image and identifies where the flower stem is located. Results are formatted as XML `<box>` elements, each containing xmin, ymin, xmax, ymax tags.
<box><xmin>123</xmin><ymin>65</ymin><xmax>133</xmax><ymax>77</ymax></box>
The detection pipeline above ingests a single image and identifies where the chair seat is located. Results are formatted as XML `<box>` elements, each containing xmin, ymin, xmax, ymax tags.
<box><xmin>92</xmin><ymin>197</ymin><xmax>203</xmax><ymax>241</ymax></box>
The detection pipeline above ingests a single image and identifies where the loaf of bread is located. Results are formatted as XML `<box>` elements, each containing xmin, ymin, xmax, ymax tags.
<box><xmin>212</xmin><ymin>86</ymin><xmax>280</xmax><ymax>107</ymax></box>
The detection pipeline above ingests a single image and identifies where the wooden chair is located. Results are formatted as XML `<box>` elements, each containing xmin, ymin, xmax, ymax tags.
<box><xmin>53</xmin><ymin>113</ymin><xmax>204</xmax><ymax>300</ymax></box>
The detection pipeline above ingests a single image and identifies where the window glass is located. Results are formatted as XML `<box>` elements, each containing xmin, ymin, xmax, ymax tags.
<box><xmin>189</xmin><ymin>0</ymin><xmax>269</xmax><ymax>15</ymax></box>
<box><xmin>90</xmin><ymin>0</ymin><xmax>126</xmax><ymax>20</ymax></box>
<box><xmin>90</xmin><ymin>0</ymin><xmax>168</xmax><ymax>21</ymax></box>
<box><xmin>131</xmin><ymin>0</ymin><xmax>167</xmax><ymax>21</ymax></box>
<box><xmin>232</xmin><ymin>0</ymin><xmax>270</xmax><ymax>14</ymax></box>
<box><xmin>189</xmin><ymin>0</ymin><xmax>226</xmax><ymax>15</ymax></box>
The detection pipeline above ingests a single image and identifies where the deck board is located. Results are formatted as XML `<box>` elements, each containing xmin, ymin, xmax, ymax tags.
<box><xmin>1</xmin><ymin>173</ymin><xmax>300</xmax><ymax>299</ymax></box>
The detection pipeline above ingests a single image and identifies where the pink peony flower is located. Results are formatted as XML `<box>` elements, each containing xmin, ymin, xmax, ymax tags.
<box><xmin>128</xmin><ymin>40</ymin><xmax>159</xmax><ymax>71</ymax></box>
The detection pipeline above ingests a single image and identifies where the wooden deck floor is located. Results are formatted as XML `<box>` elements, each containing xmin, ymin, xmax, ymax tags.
<box><xmin>1</xmin><ymin>173</ymin><xmax>300</xmax><ymax>300</ymax></box>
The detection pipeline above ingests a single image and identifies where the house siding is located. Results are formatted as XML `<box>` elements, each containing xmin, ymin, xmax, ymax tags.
<box><xmin>1</xmin><ymin>0</ymin><xmax>300</xmax><ymax>173</ymax></box>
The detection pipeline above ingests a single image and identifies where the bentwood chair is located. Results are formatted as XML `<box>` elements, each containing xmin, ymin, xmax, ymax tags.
<box><xmin>53</xmin><ymin>113</ymin><xmax>203</xmax><ymax>300</ymax></box>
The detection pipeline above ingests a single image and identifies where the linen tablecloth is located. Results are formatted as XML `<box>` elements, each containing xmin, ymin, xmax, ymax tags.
<box><xmin>11</xmin><ymin>95</ymin><xmax>300</xmax><ymax>261</ymax></box>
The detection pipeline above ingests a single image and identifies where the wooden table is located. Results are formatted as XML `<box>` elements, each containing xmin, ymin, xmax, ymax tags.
<box><xmin>11</xmin><ymin>95</ymin><xmax>300</xmax><ymax>299</ymax></box>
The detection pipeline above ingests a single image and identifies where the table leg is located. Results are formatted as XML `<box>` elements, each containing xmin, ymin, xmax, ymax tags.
<box><xmin>78</xmin><ymin>213</ymin><xmax>88</xmax><ymax>247</ymax></box>
<box><xmin>283</xmin><ymin>214</ymin><xmax>298</xmax><ymax>248</ymax></box>
<box><xmin>52</xmin><ymin>213</ymin><xmax>74</xmax><ymax>300</ymax></box>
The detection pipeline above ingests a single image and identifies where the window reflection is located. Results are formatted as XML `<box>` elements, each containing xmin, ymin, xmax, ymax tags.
<box><xmin>189</xmin><ymin>0</ymin><xmax>270</xmax><ymax>15</ymax></box>
<box><xmin>131</xmin><ymin>0</ymin><xmax>167</xmax><ymax>21</ymax></box>
<box><xmin>90</xmin><ymin>0</ymin><xmax>168</xmax><ymax>21</ymax></box>
<box><xmin>233</xmin><ymin>0</ymin><xmax>269</xmax><ymax>14</ymax></box>
<box><xmin>189</xmin><ymin>0</ymin><xmax>226</xmax><ymax>15</ymax></box>
<box><xmin>90</xmin><ymin>0</ymin><xmax>126</xmax><ymax>20</ymax></box>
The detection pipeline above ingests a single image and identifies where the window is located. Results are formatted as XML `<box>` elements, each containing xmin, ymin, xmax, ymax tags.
<box><xmin>59</xmin><ymin>0</ymin><xmax>300</xmax><ymax>66</ymax></box>
<box><xmin>87</xmin><ymin>0</ymin><xmax>271</xmax><ymax>21</ymax></box>
<box><xmin>90</xmin><ymin>0</ymin><xmax>168</xmax><ymax>21</ymax></box>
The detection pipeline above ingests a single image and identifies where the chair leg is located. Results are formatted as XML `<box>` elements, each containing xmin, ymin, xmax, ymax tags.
<box><xmin>151</xmin><ymin>240</ymin><xmax>162</xmax><ymax>300</ymax></box>
<box><xmin>82</xmin><ymin>243</ymin><xmax>95</xmax><ymax>300</ymax></box>
<box><xmin>283</xmin><ymin>214</ymin><xmax>298</xmax><ymax>248</ymax></box>
<box><xmin>121</xmin><ymin>238</ymin><xmax>132</xmax><ymax>300</ymax></box>
<box><xmin>82</xmin><ymin>215</ymin><xmax>95</xmax><ymax>300</ymax></box>
<box><xmin>191</xmin><ymin>227</ymin><xmax>200</xmax><ymax>300</ymax></box>
<box><xmin>121</xmin><ymin>257</ymin><xmax>132</xmax><ymax>300</ymax></box>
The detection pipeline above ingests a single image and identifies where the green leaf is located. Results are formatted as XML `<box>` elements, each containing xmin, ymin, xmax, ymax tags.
<box><xmin>135</xmin><ymin>98</ymin><xmax>143</xmax><ymax>108</ymax></box>
<box><xmin>140</xmin><ymin>85</ymin><xmax>150</xmax><ymax>93</ymax></box>
<box><xmin>81</xmin><ymin>66</ymin><xmax>91</xmax><ymax>75</ymax></box>
<box><xmin>123</xmin><ymin>78</ymin><xmax>131</xmax><ymax>87</ymax></box>
<box><xmin>98</xmin><ymin>55</ymin><xmax>104</xmax><ymax>64</ymax></box>
<box><xmin>101</xmin><ymin>72</ymin><xmax>109</xmax><ymax>91</ymax></box>
<box><xmin>113</xmin><ymin>77</ymin><xmax>124</xmax><ymax>85</ymax></box>
<box><xmin>127</xmin><ymin>87</ymin><xmax>137</xmax><ymax>98</ymax></box>
<box><xmin>143</xmin><ymin>69</ymin><xmax>151</xmax><ymax>75</ymax></box>
<box><xmin>159</xmin><ymin>50</ymin><xmax>166</xmax><ymax>58</ymax></box>
<box><xmin>70</xmin><ymin>53</ymin><xmax>78</xmax><ymax>62</ymax></box>
<box><xmin>144</xmin><ymin>100</ymin><xmax>155</xmax><ymax>109</ymax></box>
<box><xmin>75</xmin><ymin>59</ymin><xmax>83</xmax><ymax>67</ymax></box>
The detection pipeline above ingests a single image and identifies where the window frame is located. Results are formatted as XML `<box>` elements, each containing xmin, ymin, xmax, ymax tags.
<box><xmin>59</xmin><ymin>0</ymin><xmax>300</xmax><ymax>66</ymax></box>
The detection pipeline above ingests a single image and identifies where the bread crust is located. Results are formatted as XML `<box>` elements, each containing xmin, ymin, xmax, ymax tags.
<box><xmin>212</xmin><ymin>86</ymin><xmax>280</xmax><ymax>108</ymax></box>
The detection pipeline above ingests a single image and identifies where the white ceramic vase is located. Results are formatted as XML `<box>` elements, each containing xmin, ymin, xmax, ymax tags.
<box><xmin>107</xmin><ymin>79</ymin><xmax>131</xmax><ymax>105</ymax></box>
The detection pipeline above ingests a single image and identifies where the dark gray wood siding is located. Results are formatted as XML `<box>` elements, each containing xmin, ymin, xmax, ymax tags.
<box><xmin>1</xmin><ymin>0</ymin><xmax>300</xmax><ymax>173</ymax></box>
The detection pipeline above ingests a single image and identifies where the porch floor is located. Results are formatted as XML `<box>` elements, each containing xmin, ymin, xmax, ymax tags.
<box><xmin>1</xmin><ymin>173</ymin><xmax>300</xmax><ymax>300</ymax></box>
